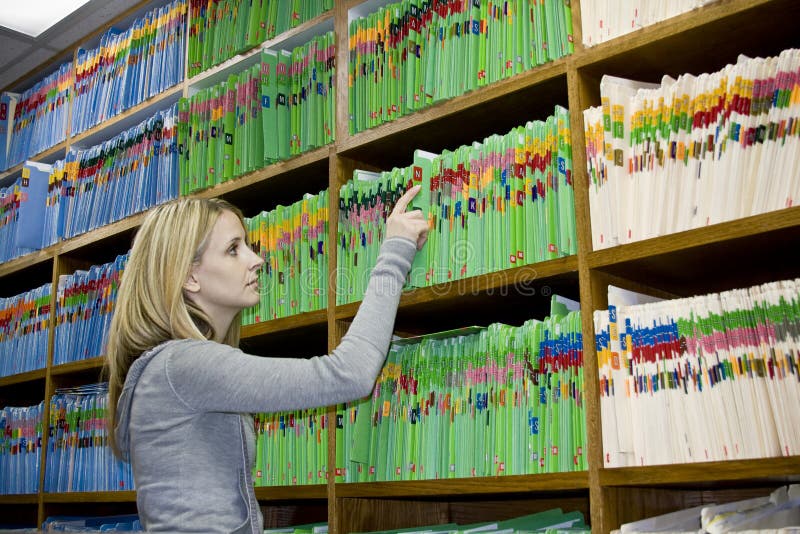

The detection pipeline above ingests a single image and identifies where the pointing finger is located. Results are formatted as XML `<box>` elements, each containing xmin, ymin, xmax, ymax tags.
<box><xmin>392</xmin><ymin>185</ymin><xmax>421</xmax><ymax>213</ymax></box>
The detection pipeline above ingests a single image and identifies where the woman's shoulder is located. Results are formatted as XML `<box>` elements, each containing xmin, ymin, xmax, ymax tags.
<box><xmin>160</xmin><ymin>338</ymin><xmax>241</xmax><ymax>365</ymax></box>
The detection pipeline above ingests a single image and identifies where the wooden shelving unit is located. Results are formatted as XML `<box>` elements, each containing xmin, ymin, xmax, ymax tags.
<box><xmin>1</xmin><ymin>0</ymin><xmax>798</xmax><ymax>532</ymax></box>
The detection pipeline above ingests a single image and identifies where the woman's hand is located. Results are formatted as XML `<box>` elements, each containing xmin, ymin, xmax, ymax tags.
<box><xmin>386</xmin><ymin>185</ymin><xmax>430</xmax><ymax>250</ymax></box>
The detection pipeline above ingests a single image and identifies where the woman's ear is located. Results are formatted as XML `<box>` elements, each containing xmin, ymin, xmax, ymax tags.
<box><xmin>183</xmin><ymin>266</ymin><xmax>201</xmax><ymax>294</ymax></box>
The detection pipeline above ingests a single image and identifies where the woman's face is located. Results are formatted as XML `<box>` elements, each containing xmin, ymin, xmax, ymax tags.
<box><xmin>185</xmin><ymin>210</ymin><xmax>264</xmax><ymax>327</ymax></box>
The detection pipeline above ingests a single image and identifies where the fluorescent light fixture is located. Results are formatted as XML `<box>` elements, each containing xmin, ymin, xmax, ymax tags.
<box><xmin>0</xmin><ymin>0</ymin><xmax>91</xmax><ymax>38</ymax></box>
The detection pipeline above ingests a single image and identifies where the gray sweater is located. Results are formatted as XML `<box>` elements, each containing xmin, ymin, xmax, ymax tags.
<box><xmin>115</xmin><ymin>237</ymin><xmax>416</xmax><ymax>533</ymax></box>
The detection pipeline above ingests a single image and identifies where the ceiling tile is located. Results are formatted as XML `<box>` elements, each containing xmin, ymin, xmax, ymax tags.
<box><xmin>42</xmin><ymin>0</ymin><xmax>134</xmax><ymax>50</ymax></box>
<box><xmin>0</xmin><ymin>33</ymin><xmax>35</xmax><ymax>69</ymax></box>
<box><xmin>0</xmin><ymin>46</ymin><xmax>62</xmax><ymax>93</ymax></box>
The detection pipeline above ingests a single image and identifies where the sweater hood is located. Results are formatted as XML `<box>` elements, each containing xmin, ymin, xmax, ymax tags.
<box><xmin>115</xmin><ymin>341</ymin><xmax>176</xmax><ymax>462</ymax></box>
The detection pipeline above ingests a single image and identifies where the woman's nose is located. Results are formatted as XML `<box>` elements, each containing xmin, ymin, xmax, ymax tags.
<box><xmin>249</xmin><ymin>247</ymin><xmax>265</xmax><ymax>270</ymax></box>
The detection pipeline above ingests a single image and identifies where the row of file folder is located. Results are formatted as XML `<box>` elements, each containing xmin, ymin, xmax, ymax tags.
<box><xmin>45</xmin><ymin>383</ymin><xmax>135</xmax><ymax>493</ymax></box>
<box><xmin>188</xmin><ymin>0</ymin><xmax>333</xmax><ymax>78</ymax></box>
<box><xmin>53</xmin><ymin>254</ymin><xmax>129</xmax><ymax>366</ymax></box>
<box><xmin>351</xmin><ymin>509</ymin><xmax>588</xmax><ymax>534</ymax></box>
<box><xmin>0</xmin><ymin>283</ymin><xmax>51</xmax><ymax>378</ymax></box>
<box><xmin>41</xmin><ymin>514</ymin><xmax>142</xmax><ymax>532</ymax></box>
<box><xmin>71</xmin><ymin>0</ymin><xmax>187</xmax><ymax>136</ymax></box>
<box><xmin>615</xmin><ymin>485</ymin><xmax>800</xmax><ymax>534</ymax></box>
<box><xmin>252</xmin><ymin>406</ymin><xmax>329</xmax><ymax>487</ymax></box>
<box><xmin>56</xmin><ymin>105</ymin><xmax>180</xmax><ymax>241</ymax></box>
<box><xmin>179</xmin><ymin>32</ymin><xmax>336</xmax><ymax>195</ymax></box>
<box><xmin>581</xmin><ymin>0</ymin><xmax>714</xmax><ymax>47</ymax></box>
<box><xmin>1</xmin><ymin>62</ymin><xmax>72</xmax><ymax>172</ymax></box>
<box><xmin>242</xmin><ymin>189</ymin><xmax>329</xmax><ymax>324</ymax></box>
<box><xmin>0</xmin><ymin>93</ymin><xmax>17</xmax><ymax>172</ymax></box>
<box><xmin>348</xmin><ymin>0</ymin><xmax>574</xmax><ymax>134</ymax></box>
<box><xmin>180</xmin><ymin>68</ymin><xmax>262</xmax><ymax>192</ymax></box>
<box><xmin>0</xmin><ymin>104</ymin><xmax>177</xmax><ymax>267</ymax></box>
<box><xmin>0</xmin><ymin>174</ymin><xmax>25</xmax><ymax>263</ymax></box>
<box><xmin>338</xmin><ymin>106</ymin><xmax>576</xmax><ymax>305</ymax></box>
<box><xmin>0</xmin><ymin>162</ymin><xmax>59</xmax><ymax>263</ymax></box>
<box><xmin>0</xmin><ymin>401</ymin><xmax>43</xmax><ymax>495</ymax></box>
<box><xmin>337</xmin><ymin>299</ymin><xmax>585</xmax><ymax>482</ymax></box>
<box><xmin>584</xmin><ymin>47</ymin><xmax>800</xmax><ymax>250</ymax></box>
<box><xmin>594</xmin><ymin>279</ymin><xmax>800</xmax><ymax>468</ymax></box>
<box><xmin>1</xmin><ymin>162</ymin><xmax>57</xmax><ymax>261</ymax></box>
<box><xmin>265</xmin><ymin>523</ymin><xmax>326</xmax><ymax>534</ymax></box>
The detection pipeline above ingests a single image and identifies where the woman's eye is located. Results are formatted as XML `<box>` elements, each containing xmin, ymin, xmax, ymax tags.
<box><xmin>228</xmin><ymin>246</ymin><xmax>238</xmax><ymax>256</ymax></box>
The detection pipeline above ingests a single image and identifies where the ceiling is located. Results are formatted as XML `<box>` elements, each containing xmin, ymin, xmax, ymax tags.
<box><xmin>0</xmin><ymin>0</ymin><xmax>138</xmax><ymax>93</ymax></box>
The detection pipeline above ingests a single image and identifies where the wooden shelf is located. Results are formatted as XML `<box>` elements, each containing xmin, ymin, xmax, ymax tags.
<box><xmin>337</xmin><ymin>256</ymin><xmax>580</xmax><ymax>331</ymax></box>
<box><xmin>56</xmin><ymin>212</ymin><xmax>146</xmax><ymax>261</ymax></box>
<box><xmin>240</xmin><ymin>310</ymin><xmax>329</xmax><ymax>358</ymax></box>
<box><xmin>0</xmin><ymin>494</ymin><xmax>38</xmax><ymax>505</ymax></box>
<box><xmin>600</xmin><ymin>456</ymin><xmax>800</xmax><ymax>488</ymax></box>
<box><xmin>0</xmin><ymin>248</ymin><xmax>53</xmax><ymax>280</ymax></box>
<box><xmin>336</xmin><ymin>472</ymin><xmax>589</xmax><ymax>498</ymax></box>
<box><xmin>51</xmin><ymin>357</ymin><xmax>105</xmax><ymax>377</ymax></box>
<box><xmin>255</xmin><ymin>484</ymin><xmax>328</xmax><ymax>501</ymax></box>
<box><xmin>0</xmin><ymin>162</ymin><xmax>23</xmax><ymax>185</ymax></box>
<box><xmin>587</xmin><ymin>207</ymin><xmax>800</xmax><ymax>296</ymax></box>
<box><xmin>31</xmin><ymin>141</ymin><xmax>67</xmax><ymax>167</ymax></box>
<box><xmin>242</xmin><ymin>309</ymin><xmax>328</xmax><ymax>339</ymax></box>
<box><xmin>0</xmin><ymin>368</ymin><xmax>46</xmax><ymax>389</ymax></box>
<box><xmin>43</xmin><ymin>491</ymin><xmax>137</xmax><ymax>503</ymax></box>
<box><xmin>40</xmin><ymin>487</ymin><xmax>328</xmax><ymax>503</ymax></box>
<box><xmin>403</xmin><ymin>256</ymin><xmax>578</xmax><ymax>306</ymax></box>
<box><xmin>575</xmin><ymin>0</ymin><xmax>800</xmax><ymax>81</ymax></box>
<box><xmin>0</xmin><ymin>141</ymin><xmax>68</xmax><ymax>185</ymax></box>
<box><xmin>194</xmin><ymin>146</ymin><xmax>331</xmax><ymax>214</ymax></box>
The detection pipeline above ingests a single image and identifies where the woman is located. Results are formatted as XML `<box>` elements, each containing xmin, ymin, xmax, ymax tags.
<box><xmin>105</xmin><ymin>187</ymin><xmax>428</xmax><ymax>533</ymax></box>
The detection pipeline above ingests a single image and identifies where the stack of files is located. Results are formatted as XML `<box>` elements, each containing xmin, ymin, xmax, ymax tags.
<box><xmin>188</xmin><ymin>0</ymin><xmax>275</xmax><ymax>77</ymax></box>
<box><xmin>348</xmin><ymin>0</ymin><xmax>574</xmax><ymax>135</ymax></box>
<box><xmin>264</xmin><ymin>522</ymin><xmax>328</xmax><ymax>534</ymax></box>
<box><xmin>187</xmin><ymin>0</ymin><xmax>333</xmax><ymax>78</ymax></box>
<box><xmin>351</xmin><ymin>509</ymin><xmax>589</xmax><ymax>534</ymax></box>
<box><xmin>45</xmin><ymin>383</ymin><xmax>135</xmax><ymax>493</ymax></box>
<box><xmin>0</xmin><ymin>402</ymin><xmax>43</xmax><ymax>495</ymax></box>
<box><xmin>338</xmin><ymin>107</ymin><xmax>576</xmax><ymax>305</ymax></box>
<box><xmin>614</xmin><ymin>484</ymin><xmax>800</xmax><ymax>534</ymax></box>
<box><xmin>6</xmin><ymin>61</ymin><xmax>71</xmax><ymax>169</ymax></box>
<box><xmin>0</xmin><ymin>179</ymin><xmax>21</xmax><ymax>263</ymax></box>
<box><xmin>180</xmin><ymin>66</ymin><xmax>264</xmax><ymax>192</ymax></box>
<box><xmin>0</xmin><ymin>161</ymin><xmax>55</xmax><ymax>263</ymax></box>
<box><xmin>0</xmin><ymin>92</ymin><xmax>18</xmax><ymax>171</ymax></box>
<box><xmin>41</xmin><ymin>514</ymin><xmax>142</xmax><ymax>532</ymax></box>
<box><xmin>242</xmin><ymin>189</ymin><xmax>328</xmax><ymax>324</ymax></box>
<box><xmin>0</xmin><ymin>283</ymin><xmax>51</xmax><ymax>378</ymax></box>
<box><xmin>272</xmin><ymin>0</ymin><xmax>333</xmax><ymax>35</ymax></box>
<box><xmin>287</xmin><ymin>31</ymin><xmax>336</xmax><ymax>156</ymax></box>
<box><xmin>594</xmin><ymin>279</ymin><xmax>800</xmax><ymax>468</ymax></box>
<box><xmin>336</xmin><ymin>167</ymin><xmax>404</xmax><ymax>305</ymax></box>
<box><xmin>252</xmin><ymin>406</ymin><xmax>329</xmax><ymax>487</ymax></box>
<box><xmin>581</xmin><ymin>0</ymin><xmax>715</xmax><ymax>47</ymax></box>
<box><xmin>337</xmin><ymin>297</ymin><xmax>585</xmax><ymax>482</ymax></box>
<box><xmin>71</xmin><ymin>0</ymin><xmax>187</xmax><ymax>136</ymax></box>
<box><xmin>583</xmin><ymin>48</ymin><xmax>800</xmax><ymax>251</ymax></box>
<box><xmin>180</xmin><ymin>32</ymin><xmax>335</xmax><ymax>195</ymax></box>
<box><xmin>53</xmin><ymin>253</ymin><xmax>129</xmax><ymax>366</ymax></box>
<box><xmin>48</xmin><ymin>105</ymin><xmax>179</xmax><ymax>242</ymax></box>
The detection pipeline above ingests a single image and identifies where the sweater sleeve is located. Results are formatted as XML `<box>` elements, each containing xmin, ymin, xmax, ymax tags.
<box><xmin>165</xmin><ymin>236</ymin><xmax>417</xmax><ymax>413</ymax></box>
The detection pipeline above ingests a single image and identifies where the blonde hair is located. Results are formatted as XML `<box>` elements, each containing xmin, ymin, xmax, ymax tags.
<box><xmin>105</xmin><ymin>197</ymin><xmax>245</xmax><ymax>457</ymax></box>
